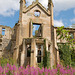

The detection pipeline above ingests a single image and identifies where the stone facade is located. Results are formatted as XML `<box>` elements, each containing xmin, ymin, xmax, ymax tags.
<box><xmin>0</xmin><ymin>0</ymin><xmax>75</xmax><ymax>68</ymax></box>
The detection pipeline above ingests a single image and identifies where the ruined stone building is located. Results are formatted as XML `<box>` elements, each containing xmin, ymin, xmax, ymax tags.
<box><xmin>0</xmin><ymin>0</ymin><xmax>75</xmax><ymax>68</ymax></box>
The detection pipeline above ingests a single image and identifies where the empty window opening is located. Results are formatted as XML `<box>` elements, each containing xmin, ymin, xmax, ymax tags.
<box><xmin>2</xmin><ymin>28</ymin><xmax>5</xmax><ymax>35</ymax></box>
<box><xmin>37</xmin><ymin>45</ymin><xmax>43</xmax><ymax>63</ymax></box>
<box><xmin>34</xmin><ymin>10</ymin><xmax>41</xmax><ymax>17</ymax></box>
<box><xmin>32</xmin><ymin>24</ymin><xmax>42</xmax><ymax>37</ymax></box>
<box><xmin>37</xmin><ymin>45</ymin><xmax>41</xmax><ymax>63</ymax></box>
<box><xmin>48</xmin><ymin>45</ymin><xmax>50</xmax><ymax>51</ymax></box>
<box><xmin>27</xmin><ymin>44</ymin><xmax>31</xmax><ymax>57</ymax></box>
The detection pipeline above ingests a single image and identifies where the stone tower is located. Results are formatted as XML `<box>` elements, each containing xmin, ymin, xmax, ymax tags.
<box><xmin>13</xmin><ymin>0</ymin><xmax>58</xmax><ymax>68</ymax></box>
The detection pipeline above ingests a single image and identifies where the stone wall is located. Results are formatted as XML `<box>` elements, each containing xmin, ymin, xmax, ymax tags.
<box><xmin>0</xmin><ymin>25</ymin><xmax>13</xmax><ymax>58</ymax></box>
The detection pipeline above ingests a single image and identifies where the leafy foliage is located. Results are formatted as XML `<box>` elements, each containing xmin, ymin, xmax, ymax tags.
<box><xmin>38</xmin><ymin>39</ymin><xmax>50</xmax><ymax>68</ymax></box>
<box><xmin>58</xmin><ymin>43</ymin><xmax>71</xmax><ymax>66</ymax></box>
<box><xmin>57</xmin><ymin>26</ymin><xmax>75</xmax><ymax>67</ymax></box>
<box><xmin>43</xmin><ymin>39</ymin><xmax>47</xmax><ymax>68</ymax></box>
<box><xmin>0</xmin><ymin>57</ymin><xmax>15</xmax><ymax>67</ymax></box>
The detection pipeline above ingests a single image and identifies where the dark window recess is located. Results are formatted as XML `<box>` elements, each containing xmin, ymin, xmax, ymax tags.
<box><xmin>0</xmin><ymin>39</ymin><xmax>2</xmax><ymax>42</ymax></box>
<box><xmin>38</xmin><ymin>50</ymin><xmax>41</xmax><ymax>55</ymax></box>
<box><xmin>27</xmin><ymin>45</ymin><xmax>31</xmax><ymax>57</ymax></box>
<box><xmin>37</xmin><ymin>56</ymin><xmax>41</xmax><ymax>63</ymax></box>
<box><xmin>37</xmin><ymin>45</ymin><xmax>41</xmax><ymax>63</ymax></box>
<box><xmin>48</xmin><ymin>45</ymin><xmax>50</xmax><ymax>51</ymax></box>
<box><xmin>37</xmin><ymin>50</ymin><xmax>41</xmax><ymax>63</ymax></box>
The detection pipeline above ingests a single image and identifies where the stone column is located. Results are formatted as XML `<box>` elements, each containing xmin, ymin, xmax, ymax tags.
<box><xmin>54</xmin><ymin>28</ymin><xmax>60</xmax><ymax>64</ymax></box>
<box><xmin>50</xmin><ymin>43</ymin><xmax>55</xmax><ymax>69</ymax></box>
<box><xmin>46</xmin><ymin>39</ymin><xmax>48</xmax><ymax>51</ymax></box>
<box><xmin>30</xmin><ymin>39</ymin><xmax>36</xmax><ymax>67</ymax></box>
<box><xmin>20</xmin><ymin>39</ymin><xmax>27</xmax><ymax>67</ymax></box>
<box><xmin>29</xmin><ymin>20</ymin><xmax>33</xmax><ymax>38</ymax></box>
<box><xmin>41</xmin><ymin>24</ymin><xmax>43</xmax><ymax>38</ymax></box>
<box><xmin>57</xmin><ymin>50</ymin><xmax>60</xmax><ymax>64</ymax></box>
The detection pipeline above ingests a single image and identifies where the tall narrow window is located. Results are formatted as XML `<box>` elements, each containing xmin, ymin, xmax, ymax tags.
<box><xmin>37</xmin><ymin>45</ymin><xmax>41</xmax><ymax>63</ymax></box>
<box><xmin>36</xmin><ymin>45</ymin><xmax>43</xmax><ymax>63</ymax></box>
<box><xmin>2</xmin><ymin>28</ymin><xmax>5</xmax><ymax>35</ymax></box>
<box><xmin>32</xmin><ymin>23</ymin><xmax>42</xmax><ymax>37</ymax></box>
<box><xmin>48</xmin><ymin>45</ymin><xmax>50</xmax><ymax>51</ymax></box>
<box><xmin>27</xmin><ymin>44</ymin><xmax>31</xmax><ymax>57</ymax></box>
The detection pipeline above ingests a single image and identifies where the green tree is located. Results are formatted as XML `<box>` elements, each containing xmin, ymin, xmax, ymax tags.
<box><xmin>57</xmin><ymin>26</ymin><xmax>75</xmax><ymax>67</ymax></box>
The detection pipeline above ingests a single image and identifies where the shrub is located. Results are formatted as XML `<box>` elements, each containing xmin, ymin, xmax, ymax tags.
<box><xmin>0</xmin><ymin>57</ymin><xmax>15</xmax><ymax>67</ymax></box>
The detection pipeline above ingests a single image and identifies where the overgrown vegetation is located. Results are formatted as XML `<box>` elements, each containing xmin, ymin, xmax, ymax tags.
<box><xmin>0</xmin><ymin>57</ymin><xmax>16</xmax><ymax>67</ymax></box>
<box><xmin>38</xmin><ymin>39</ymin><xmax>50</xmax><ymax>68</ymax></box>
<box><xmin>57</xmin><ymin>26</ymin><xmax>75</xmax><ymax>67</ymax></box>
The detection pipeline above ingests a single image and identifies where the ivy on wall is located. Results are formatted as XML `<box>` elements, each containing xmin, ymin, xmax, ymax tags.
<box><xmin>38</xmin><ymin>39</ymin><xmax>50</xmax><ymax>68</ymax></box>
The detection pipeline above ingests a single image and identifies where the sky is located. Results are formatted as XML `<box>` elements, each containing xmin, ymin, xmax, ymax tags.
<box><xmin>0</xmin><ymin>0</ymin><xmax>75</xmax><ymax>28</ymax></box>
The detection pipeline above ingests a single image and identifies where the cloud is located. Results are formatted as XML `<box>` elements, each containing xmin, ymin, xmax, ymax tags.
<box><xmin>54</xmin><ymin>20</ymin><xmax>64</xmax><ymax>27</ymax></box>
<box><xmin>0</xmin><ymin>0</ymin><xmax>75</xmax><ymax>16</ymax></box>
<box><xmin>74</xmin><ymin>9</ymin><xmax>75</xmax><ymax>14</ymax></box>
<box><xmin>39</xmin><ymin>0</ymin><xmax>48</xmax><ymax>8</ymax></box>
<box><xmin>53</xmin><ymin>0</ymin><xmax>75</xmax><ymax>13</ymax></box>
<box><xmin>70</xmin><ymin>18</ymin><xmax>75</xmax><ymax>23</ymax></box>
<box><xmin>0</xmin><ymin>0</ymin><xmax>20</xmax><ymax>16</ymax></box>
<box><xmin>26</xmin><ymin>0</ymin><xmax>35</xmax><ymax>6</ymax></box>
<box><xmin>26</xmin><ymin>0</ymin><xmax>75</xmax><ymax>13</ymax></box>
<box><xmin>25</xmin><ymin>0</ymin><xmax>48</xmax><ymax>8</ymax></box>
